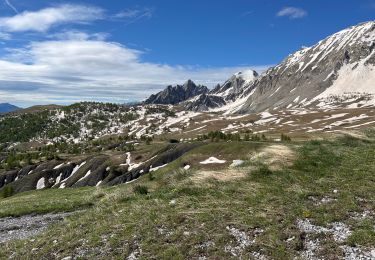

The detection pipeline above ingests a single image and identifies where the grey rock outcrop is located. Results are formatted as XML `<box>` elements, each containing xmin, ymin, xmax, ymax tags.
<box><xmin>182</xmin><ymin>70</ymin><xmax>258</xmax><ymax>111</ymax></box>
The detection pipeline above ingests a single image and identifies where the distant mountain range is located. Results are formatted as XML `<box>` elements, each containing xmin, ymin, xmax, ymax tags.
<box><xmin>0</xmin><ymin>103</ymin><xmax>20</xmax><ymax>113</ymax></box>
<box><xmin>145</xmin><ymin>21</ymin><xmax>375</xmax><ymax>114</ymax></box>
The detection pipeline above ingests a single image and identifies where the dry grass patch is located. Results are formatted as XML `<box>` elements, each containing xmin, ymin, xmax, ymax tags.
<box><xmin>191</xmin><ymin>169</ymin><xmax>247</xmax><ymax>183</ymax></box>
<box><xmin>250</xmin><ymin>144</ymin><xmax>295</xmax><ymax>171</ymax></box>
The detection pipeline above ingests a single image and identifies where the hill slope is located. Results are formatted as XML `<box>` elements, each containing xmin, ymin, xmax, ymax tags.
<box><xmin>0</xmin><ymin>103</ymin><xmax>20</xmax><ymax>113</ymax></box>
<box><xmin>238</xmin><ymin>21</ymin><xmax>375</xmax><ymax>113</ymax></box>
<box><xmin>1</xmin><ymin>135</ymin><xmax>375</xmax><ymax>259</ymax></box>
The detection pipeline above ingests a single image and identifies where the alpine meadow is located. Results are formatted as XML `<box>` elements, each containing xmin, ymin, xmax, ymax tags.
<box><xmin>0</xmin><ymin>1</ymin><xmax>374</xmax><ymax>259</ymax></box>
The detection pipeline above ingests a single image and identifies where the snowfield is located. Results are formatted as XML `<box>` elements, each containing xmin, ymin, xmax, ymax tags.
<box><xmin>200</xmin><ymin>157</ymin><xmax>227</xmax><ymax>164</ymax></box>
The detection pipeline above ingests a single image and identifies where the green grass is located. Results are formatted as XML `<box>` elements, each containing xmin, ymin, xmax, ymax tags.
<box><xmin>0</xmin><ymin>137</ymin><xmax>374</xmax><ymax>259</ymax></box>
<box><xmin>0</xmin><ymin>187</ymin><xmax>96</xmax><ymax>217</ymax></box>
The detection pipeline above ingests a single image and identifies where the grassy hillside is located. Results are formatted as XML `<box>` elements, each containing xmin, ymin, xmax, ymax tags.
<box><xmin>0</xmin><ymin>133</ymin><xmax>374</xmax><ymax>259</ymax></box>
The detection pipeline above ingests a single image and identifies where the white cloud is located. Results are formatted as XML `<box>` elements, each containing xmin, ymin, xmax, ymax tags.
<box><xmin>0</xmin><ymin>38</ymin><xmax>270</xmax><ymax>106</ymax></box>
<box><xmin>0</xmin><ymin>4</ymin><xmax>104</xmax><ymax>33</ymax></box>
<box><xmin>277</xmin><ymin>7</ymin><xmax>307</xmax><ymax>19</ymax></box>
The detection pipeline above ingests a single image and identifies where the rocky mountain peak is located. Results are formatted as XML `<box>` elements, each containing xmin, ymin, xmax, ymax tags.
<box><xmin>181</xmin><ymin>69</ymin><xmax>259</xmax><ymax>112</ymax></box>
<box><xmin>234</xmin><ymin>70</ymin><xmax>259</xmax><ymax>82</ymax></box>
<box><xmin>144</xmin><ymin>80</ymin><xmax>209</xmax><ymax>105</ymax></box>
<box><xmin>183</xmin><ymin>79</ymin><xmax>195</xmax><ymax>86</ymax></box>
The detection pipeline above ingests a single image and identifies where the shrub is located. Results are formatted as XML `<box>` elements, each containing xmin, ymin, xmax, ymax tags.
<box><xmin>174</xmin><ymin>169</ymin><xmax>190</xmax><ymax>181</ymax></box>
<box><xmin>133</xmin><ymin>185</ymin><xmax>148</xmax><ymax>195</ymax></box>
<box><xmin>302</xmin><ymin>210</ymin><xmax>312</xmax><ymax>218</ymax></box>
<box><xmin>258</xmin><ymin>165</ymin><xmax>273</xmax><ymax>175</ymax></box>
<box><xmin>148</xmin><ymin>172</ymin><xmax>155</xmax><ymax>181</ymax></box>
<box><xmin>0</xmin><ymin>185</ymin><xmax>14</xmax><ymax>198</ymax></box>
<box><xmin>250</xmin><ymin>165</ymin><xmax>273</xmax><ymax>181</ymax></box>
<box><xmin>281</xmin><ymin>133</ymin><xmax>292</xmax><ymax>142</ymax></box>
<box><xmin>251</xmin><ymin>134</ymin><xmax>261</xmax><ymax>141</ymax></box>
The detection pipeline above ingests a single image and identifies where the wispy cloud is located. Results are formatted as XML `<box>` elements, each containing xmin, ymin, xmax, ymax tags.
<box><xmin>4</xmin><ymin>0</ymin><xmax>18</xmax><ymax>14</ymax></box>
<box><xmin>277</xmin><ymin>7</ymin><xmax>307</xmax><ymax>19</ymax></box>
<box><xmin>241</xmin><ymin>11</ymin><xmax>254</xmax><ymax>18</ymax></box>
<box><xmin>0</xmin><ymin>4</ymin><xmax>104</xmax><ymax>33</ymax></box>
<box><xmin>0</xmin><ymin>38</ymin><xmax>270</xmax><ymax>106</ymax></box>
<box><xmin>49</xmin><ymin>30</ymin><xmax>109</xmax><ymax>41</ymax></box>
<box><xmin>0</xmin><ymin>32</ymin><xmax>11</xmax><ymax>40</ymax></box>
<box><xmin>114</xmin><ymin>7</ymin><xmax>153</xmax><ymax>25</ymax></box>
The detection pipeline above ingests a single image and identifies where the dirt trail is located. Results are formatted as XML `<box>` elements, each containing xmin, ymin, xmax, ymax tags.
<box><xmin>0</xmin><ymin>212</ymin><xmax>73</xmax><ymax>243</ymax></box>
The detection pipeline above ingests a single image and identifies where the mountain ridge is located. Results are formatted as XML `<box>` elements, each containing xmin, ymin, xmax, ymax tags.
<box><xmin>144</xmin><ymin>21</ymin><xmax>375</xmax><ymax>114</ymax></box>
<box><xmin>0</xmin><ymin>103</ymin><xmax>20</xmax><ymax>114</ymax></box>
<box><xmin>237</xmin><ymin>20</ymin><xmax>375</xmax><ymax>113</ymax></box>
<box><xmin>144</xmin><ymin>79</ymin><xmax>209</xmax><ymax>105</ymax></box>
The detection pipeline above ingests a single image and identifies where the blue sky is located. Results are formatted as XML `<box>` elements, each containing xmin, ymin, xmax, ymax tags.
<box><xmin>0</xmin><ymin>0</ymin><xmax>374</xmax><ymax>107</ymax></box>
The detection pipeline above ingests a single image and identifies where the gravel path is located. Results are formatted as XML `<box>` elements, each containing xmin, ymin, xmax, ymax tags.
<box><xmin>0</xmin><ymin>212</ymin><xmax>73</xmax><ymax>243</ymax></box>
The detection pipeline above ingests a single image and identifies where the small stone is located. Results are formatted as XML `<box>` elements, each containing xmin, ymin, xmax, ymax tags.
<box><xmin>169</xmin><ymin>199</ymin><xmax>176</xmax><ymax>205</ymax></box>
<box><xmin>333</xmin><ymin>189</ymin><xmax>338</xmax><ymax>194</ymax></box>
<box><xmin>286</xmin><ymin>236</ymin><xmax>295</xmax><ymax>242</ymax></box>
<box><xmin>230</xmin><ymin>160</ymin><xmax>245</xmax><ymax>167</ymax></box>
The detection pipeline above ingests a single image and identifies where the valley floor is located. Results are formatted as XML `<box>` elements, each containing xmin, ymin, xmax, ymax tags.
<box><xmin>1</xmin><ymin>132</ymin><xmax>375</xmax><ymax>259</ymax></box>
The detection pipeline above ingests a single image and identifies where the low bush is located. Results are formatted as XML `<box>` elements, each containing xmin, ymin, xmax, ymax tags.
<box><xmin>133</xmin><ymin>185</ymin><xmax>149</xmax><ymax>195</ymax></box>
<box><xmin>0</xmin><ymin>186</ymin><xmax>14</xmax><ymax>198</ymax></box>
<box><xmin>281</xmin><ymin>133</ymin><xmax>292</xmax><ymax>142</ymax></box>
